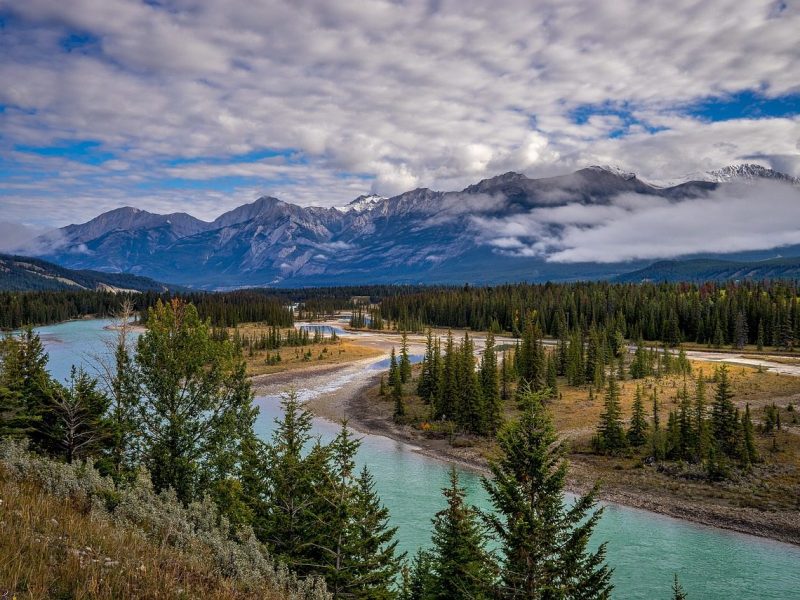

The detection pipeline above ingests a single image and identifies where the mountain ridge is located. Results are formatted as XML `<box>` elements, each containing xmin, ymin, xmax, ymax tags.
<box><xmin>28</xmin><ymin>163</ymin><xmax>800</xmax><ymax>287</ymax></box>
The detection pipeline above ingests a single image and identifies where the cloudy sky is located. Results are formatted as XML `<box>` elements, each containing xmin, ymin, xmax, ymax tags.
<box><xmin>0</xmin><ymin>0</ymin><xmax>799</xmax><ymax>230</ymax></box>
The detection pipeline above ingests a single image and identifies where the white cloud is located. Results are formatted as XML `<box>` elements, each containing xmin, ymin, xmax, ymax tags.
<box><xmin>0</xmin><ymin>0</ymin><xmax>798</xmax><ymax>226</ymax></box>
<box><xmin>473</xmin><ymin>181</ymin><xmax>800</xmax><ymax>263</ymax></box>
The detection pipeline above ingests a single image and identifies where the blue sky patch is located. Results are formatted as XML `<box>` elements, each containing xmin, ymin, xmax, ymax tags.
<box><xmin>686</xmin><ymin>90</ymin><xmax>800</xmax><ymax>121</ymax></box>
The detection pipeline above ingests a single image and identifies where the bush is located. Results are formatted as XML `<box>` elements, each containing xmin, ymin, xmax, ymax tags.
<box><xmin>0</xmin><ymin>439</ymin><xmax>330</xmax><ymax>600</ymax></box>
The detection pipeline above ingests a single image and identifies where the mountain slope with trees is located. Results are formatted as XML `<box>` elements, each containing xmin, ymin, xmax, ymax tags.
<box><xmin>0</xmin><ymin>253</ymin><xmax>173</xmax><ymax>292</ymax></box>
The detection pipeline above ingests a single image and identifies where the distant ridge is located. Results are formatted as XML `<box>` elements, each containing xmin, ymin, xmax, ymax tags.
<box><xmin>614</xmin><ymin>257</ymin><xmax>800</xmax><ymax>283</ymax></box>
<box><xmin>0</xmin><ymin>253</ymin><xmax>174</xmax><ymax>292</ymax></box>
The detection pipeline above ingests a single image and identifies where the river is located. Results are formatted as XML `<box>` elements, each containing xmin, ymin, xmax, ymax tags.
<box><xmin>34</xmin><ymin>319</ymin><xmax>800</xmax><ymax>599</ymax></box>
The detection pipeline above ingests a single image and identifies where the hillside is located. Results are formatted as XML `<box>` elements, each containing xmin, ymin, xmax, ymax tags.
<box><xmin>614</xmin><ymin>257</ymin><xmax>800</xmax><ymax>283</ymax></box>
<box><xmin>0</xmin><ymin>443</ymin><xmax>329</xmax><ymax>599</ymax></box>
<box><xmin>0</xmin><ymin>253</ymin><xmax>173</xmax><ymax>292</ymax></box>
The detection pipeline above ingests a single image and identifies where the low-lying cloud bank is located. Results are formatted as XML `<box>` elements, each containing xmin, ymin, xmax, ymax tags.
<box><xmin>474</xmin><ymin>180</ymin><xmax>800</xmax><ymax>263</ymax></box>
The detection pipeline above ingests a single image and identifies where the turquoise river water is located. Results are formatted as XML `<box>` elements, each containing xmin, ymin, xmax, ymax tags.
<box><xmin>33</xmin><ymin>319</ymin><xmax>800</xmax><ymax>599</ymax></box>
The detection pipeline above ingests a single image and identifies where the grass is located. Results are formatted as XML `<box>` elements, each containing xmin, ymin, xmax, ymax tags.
<box><xmin>0</xmin><ymin>474</ymin><xmax>286</xmax><ymax>600</ymax></box>
<box><xmin>230</xmin><ymin>324</ymin><xmax>382</xmax><ymax>376</ymax></box>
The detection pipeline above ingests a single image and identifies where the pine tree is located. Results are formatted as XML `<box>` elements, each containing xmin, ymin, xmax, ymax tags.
<box><xmin>261</xmin><ymin>390</ymin><xmax>327</xmax><ymax>571</ymax></box>
<box><xmin>546</xmin><ymin>351</ymin><xmax>559</xmax><ymax>398</ymax></box>
<box><xmin>44</xmin><ymin>366</ymin><xmax>110</xmax><ymax>463</ymax></box>
<box><xmin>427</xmin><ymin>468</ymin><xmax>495</xmax><ymax>599</ymax></box>
<box><xmin>741</xmin><ymin>404</ymin><xmax>758</xmax><ymax>466</ymax></box>
<box><xmin>672</xmin><ymin>574</ymin><xmax>688</xmax><ymax>600</ymax></box>
<box><xmin>711</xmin><ymin>365</ymin><xmax>741</xmax><ymax>459</ymax></box>
<box><xmin>628</xmin><ymin>385</ymin><xmax>649</xmax><ymax>447</ymax></box>
<box><xmin>677</xmin><ymin>384</ymin><xmax>693</xmax><ymax>460</ymax></box>
<box><xmin>389</xmin><ymin>347</ymin><xmax>399</xmax><ymax>388</ymax></box>
<box><xmin>483</xmin><ymin>388</ymin><xmax>613</xmax><ymax>599</ymax></box>
<box><xmin>399</xmin><ymin>331</ymin><xmax>412</xmax><ymax>384</ymax></box>
<box><xmin>417</xmin><ymin>329</ymin><xmax>435</xmax><ymax>401</ymax></box>
<box><xmin>348</xmin><ymin>467</ymin><xmax>403</xmax><ymax>599</ymax></box>
<box><xmin>693</xmin><ymin>375</ymin><xmax>709</xmax><ymax>461</ymax></box>
<box><xmin>481</xmin><ymin>333</ymin><xmax>501</xmax><ymax>435</ymax></box>
<box><xmin>458</xmin><ymin>333</ymin><xmax>484</xmax><ymax>434</ymax></box>
<box><xmin>595</xmin><ymin>376</ymin><xmax>626</xmax><ymax>453</ymax></box>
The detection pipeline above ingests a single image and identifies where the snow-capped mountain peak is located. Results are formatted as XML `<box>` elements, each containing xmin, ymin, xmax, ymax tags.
<box><xmin>585</xmin><ymin>165</ymin><xmax>637</xmax><ymax>180</ymax></box>
<box><xmin>334</xmin><ymin>194</ymin><xmax>386</xmax><ymax>213</ymax></box>
<box><xmin>703</xmin><ymin>163</ymin><xmax>798</xmax><ymax>184</ymax></box>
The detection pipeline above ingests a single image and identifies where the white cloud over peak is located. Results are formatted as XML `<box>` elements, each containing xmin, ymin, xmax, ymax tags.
<box><xmin>472</xmin><ymin>181</ymin><xmax>800</xmax><ymax>263</ymax></box>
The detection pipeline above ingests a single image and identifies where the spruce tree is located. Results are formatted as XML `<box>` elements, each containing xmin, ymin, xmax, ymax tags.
<box><xmin>458</xmin><ymin>333</ymin><xmax>484</xmax><ymax>434</ymax></box>
<box><xmin>481</xmin><ymin>333</ymin><xmax>501</xmax><ymax>435</ymax></box>
<box><xmin>741</xmin><ymin>404</ymin><xmax>758</xmax><ymax>466</ymax></box>
<box><xmin>393</xmin><ymin>374</ymin><xmax>406</xmax><ymax>419</ymax></box>
<box><xmin>500</xmin><ymin>350</ymin><xmax>512</xmax><ymax>402</ymax></box>
<box><xmin>595</xmin><ymin>376</ymin><xmax>626</xmax><ymax>453</ymax></box>
<box><xmin>711</xmin><ymin>365</ymin><xmax>740</xmax><ymax>459</ymax></box>
<box><xmin>262</xmin><ymin>390</ymin><xmax>327</xmax><ymax>571</ymax></box>
<box><xmin>677</xmin><ymin>384</ymin><xmax>693</xmax><ymax>460</ymax></box>
<box><xmin>437</xmin><ymin>332</ymin><xmax>457</xmax><ymax>421</ymax></box>
<box><xmin>483</xmin><ymin>389</ymin><xmax>613</xmax><ymax>599</ymax></box>
<box><xmin>417</xmin><ymin>329</ymin><xmax>435</xmax><ymax>401</ymax></box>
<box><xmin>672</xmin><ymin>574</ymin><xmax>688</xmax><ymax>600</ymax></box>
<box><xmin>546</xmin><ymin>351</ymin><xmax>559</xmax><ymax>398</ymax></box>
<box><xmin>389</xmin><ymin>347</ymin><xmax>399</xmax><ymax>388</ymax></box>
<box><xmin>44</xmin><ymin>366</ymin><xmax>110</xmax><ymax>463</ymax></box>
<box><xmin>317</xmin><ymin>427</ymin><xmax>402</xmax><ymax>599</ymax></box>
<box><xmin>628</xmin><ymin>385</ymin><xmax>649</xmax><ymax>447</ymax></box>
<box><xmin>427</xmin><ymin>468</ymin><xmax>495</xmax><ymax>599</ymax></box>
<box><xmin>100</xmin><ymin>301</ymin><xmax>140</xmax><ymax>481</ymax></box>
<box><xmin>348</xmin><ymin>466</ymin><xmax>403</xmax><ymax>599</ymax></box>
<box><xmin>693</xmin><ymin>375</ymin><xmax>709</xmax><ymax>461</ymax></box>
<box><xmin>1</xmin><ymin>328</ymin><xmax>52</xmax><ymax>446</ymax></box>
<box><xmin>400</xmin><ymin>331</ymin><xmax>412</xmax><ymax>384</ymax></box>
<box><xmin>402</xmin><ymin>550</ymin><xmax>435</xmax><ymax>600</ymax></box>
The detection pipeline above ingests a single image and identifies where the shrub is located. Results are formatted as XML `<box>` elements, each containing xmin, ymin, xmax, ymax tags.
<box><xmin>0</xmin><ymin>439</ymin><xmax>330</xmax><ymax>600</ymax></box>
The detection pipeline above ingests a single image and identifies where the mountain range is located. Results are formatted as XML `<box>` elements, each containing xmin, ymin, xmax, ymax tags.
<box><xmin>24</xmin><ymin>164</ymin><xmax>800</xmax><ymax>288</ymax></box>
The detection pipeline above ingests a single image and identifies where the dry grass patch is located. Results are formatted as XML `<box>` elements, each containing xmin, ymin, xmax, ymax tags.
<box><xmin>0</xmin><ymin>475</ymin><xmax>285</xmax><ymax>600</ymax></box>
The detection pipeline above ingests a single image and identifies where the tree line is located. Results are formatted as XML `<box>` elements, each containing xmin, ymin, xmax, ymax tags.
<box><xmin>0</xmin><ymin>289</ymin><xmax>295</xmax><ymax>329</ymax></box>
<box><xmin>378</xmin><ymin>281</ymin><xmax>800</xmax><ymax>349</ymax></box>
